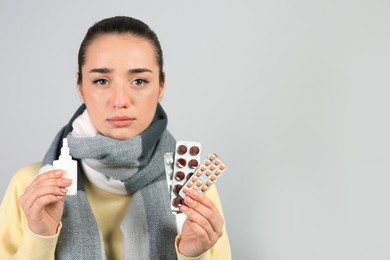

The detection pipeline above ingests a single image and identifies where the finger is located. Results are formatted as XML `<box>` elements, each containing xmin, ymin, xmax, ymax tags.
<box><xmin>188</xmin><ymin>190</ymin><xmax>214</xmax><ymax>209</ymax></box>
<box><xmin>24</xmin><ymin>170</ymin><xmax>64</xmax><ymax>194</ymax></box>
<box><xmin>36</xmin><ymin>169</ymin><xmax>64</xmax><ymax>182</ymax></box>
<box><xmin>23</xmin><ymin>196</ymin><xmax>65</xmax><ymax>228</ymax></box>
<box><xmin>181</xmin><ymin>205</ymin><xmax>220</xmax><ymax>244</ymax></box>
<box><xmin>22</xmin><ymin>178</ymin><xmax>72</xmax><ymax>208</ymax></box>
<box><xmin>21</xmin><ymin>184</ymin><xmax>68</xmax><ymax>210</ymax></box>
<box><xmin>21</xmin><ymin>174</ymin><xmax>71</xmax><ymax>210</ymax></box>
<box><xmin>20</xmin><ymin>192</ymin><xmax>65</xmax><ymax>221</ymax></box>
<box><xmin>186</xmin><ymin>218</ymin><xmax>215</xmax><ymax>243</ymax></box>
<box><xmin>25</xmin><ymin>172</ymin><xmax>72</xmax><ymax>196</ymax></box>
<box><xmin>181</xmin><ymin>197</ymin><xmax>223</xmax><ymax>242</ymax></box>
<box><xmin>184</xmin><ymin>191</ymin><xmax>224</xmax><ymax>236</ymax></box>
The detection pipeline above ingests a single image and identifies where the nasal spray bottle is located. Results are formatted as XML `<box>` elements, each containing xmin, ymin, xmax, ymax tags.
<box><xmin>53</xmin><ymin>138</ymin><xmax>78</xmax><ymax>195</ymax></box>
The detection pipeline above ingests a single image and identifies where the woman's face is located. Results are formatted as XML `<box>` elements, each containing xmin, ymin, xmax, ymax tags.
<box><xmin>77</xmin><ymin>34</ymin><xmax>165</xmax><ymax>140</ymax></box>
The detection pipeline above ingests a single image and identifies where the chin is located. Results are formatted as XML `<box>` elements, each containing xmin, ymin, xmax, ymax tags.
<box><xmin>106</xmin><ymin>129</ymin><xmax>139</xmax><ymax>141</ymax></box>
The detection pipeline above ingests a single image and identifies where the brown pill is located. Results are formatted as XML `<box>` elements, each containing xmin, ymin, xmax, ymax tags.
<box><xmin>175</xmin><ymin>171</ymin><xmax>185</xmax><ymax>181</ymax></box>
<box><xmin>188</xmin><ymin>159</ymin><xmax>199</xmax><ymax>169</ymax></box>
<box><xmin>177</xmin><ymin>145</ymin><xmax>187</xmax><ymax>155</ymax></box>
<box><xmin>172</xmin><ymin>197</ymin><xmax>183</xmax><ymax>207</ymax></box>
<box><xmin>173</xmin><ymin>184</ymin><xmax>183</xmax><ymax>195</ymax></box>
<box><xmin>189</xmin><ymin>146</ymin><xmax>200</xmax><ymax>156</ymax></box>
<box><xmin>209</xmin><ymin>154</ymin><xmax>216</xmax><ymax>161</ymax></box>
<box><xmin>176</xmin><ymin>158</ymin><xmax>186</xmax><ymax>168</ymax></box>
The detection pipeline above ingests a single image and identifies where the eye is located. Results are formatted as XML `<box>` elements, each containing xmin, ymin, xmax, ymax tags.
<box><xmin>132</xmin><ymin>78</ymin><xmax>149</xmax><ymax>86</ymax></box>
<box><xmin>93</xmin><ymin>79</ymin><xmax>109</xmax><ymax>85</ymax></box>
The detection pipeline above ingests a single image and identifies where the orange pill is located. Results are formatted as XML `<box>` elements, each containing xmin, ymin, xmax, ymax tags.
<box><xmin>219</xmin><ymin>164</ymin><xmax>226</xmax><ymax>170</ymax></box>
<box><xmin>196</xmin><ymin>171</ymin><xmax>203</xmax><ymax>177</ymax></box>
<box><xmin>206</xmin><ymin>171</ymin><xmax>212</xmax><ymax>176</ymax></box>
<box><xmin>211</xmin><ymin>175</ymin><xmax>217</xmax><ymax>181</ymax></box>
<box><xmin>209</xmin><ymin>154</ymin><xmax>216</xmax><ymax>161</ymax></box>
<box><xmin>193</xmin><ymin>187</ymin><xmax>198</xmax><ymax>191</ymax></box>
<box><xmin>197</xmin><ymin>181</ymin><xmax>203</xmax><ymax>187</ymax></box>
<box><xmin>206</xmin><ymin>180</ymin><xmax>212</xmax><ymax>186</ymax></box>
<box><xmin>214</xmin><ymin>159</ymin><xmax>221</xmax><ymax>165</ymax></box>
<box><xmin>187</xmin><ymin>182</ymin><xmax>194</xmax><ymax>188</ymax></box>
<box><xmin>201</xmin><ymin>166</ymin><xmax>207</xmax><ymax>171</ymax></box>
<box><xmin>183</xmin><ymin>187</ymin><xmax>189</xmax><ymax>194</ymax></box>
<box><xmin>202</xmin><ymin>186</ymin><xmax>208</xmax><ymax>192</ymax></box>
<box><xmin>192</xmin><ymin>176</ymin><xmax>198</xmax><ymax>182</ymax></box>
<box><xmin>205</xmin><ymin>160</ymin><xmax>211</xmax><ymax>166</ymax></box>
<box><xmin>210</xmin><ymin>165</ymin><xmax>217</xmax><ymax>171</ymax></box>
<box><xmin>215</xmin><ymin>170</ymin><xmax>221</xmax><ymax>176</ymax></box>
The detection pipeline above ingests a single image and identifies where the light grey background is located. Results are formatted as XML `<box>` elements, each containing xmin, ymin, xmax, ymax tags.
<box><xmin>1</xmin><ymin>0</ymin><xmax>390</xmax><ymax>259</ymax></box>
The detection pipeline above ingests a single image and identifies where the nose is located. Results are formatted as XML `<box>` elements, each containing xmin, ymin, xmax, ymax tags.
<box><xmin>110</xmin><ymin>81</ymin><xmax>131</xmax><ymax>109</ymax></box>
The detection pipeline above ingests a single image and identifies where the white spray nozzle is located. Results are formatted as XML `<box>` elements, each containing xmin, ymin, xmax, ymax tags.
<box><xmin>59</xmin><ymin>138</ymin><xmax>72</xmax><ymax>160</ymax></box>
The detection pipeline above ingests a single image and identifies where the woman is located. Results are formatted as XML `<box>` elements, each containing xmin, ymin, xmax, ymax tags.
<box><xmin>0</xmin><ymin>16</ymin><xmax>231</xmax><ymax>259</ymax></box>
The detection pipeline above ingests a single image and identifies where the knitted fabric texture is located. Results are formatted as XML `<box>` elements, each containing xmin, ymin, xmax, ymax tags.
<box><xmin>41</xmin><ymin>104</ymin><xmax>178</xmax><ymax>259</ymax></box>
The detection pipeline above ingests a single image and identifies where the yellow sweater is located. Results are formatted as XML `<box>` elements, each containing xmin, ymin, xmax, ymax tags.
<box><xmin>0</xmin><ymin>162</ymin><xmax>231</xmax><ymax>260</ymax></box>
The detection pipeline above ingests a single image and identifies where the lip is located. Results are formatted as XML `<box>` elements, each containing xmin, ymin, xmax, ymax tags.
<box><xmin>107</xmin><ymin>116</ymin><xmax>135</xmax><ymax>127</ymax></box>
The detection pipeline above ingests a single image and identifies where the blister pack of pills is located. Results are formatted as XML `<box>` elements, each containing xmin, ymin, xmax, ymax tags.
<box><xmin>164</xmin><ymin>141</ymin><xmax>227</xmax><ymax>214</ymax></box>
<box><xmin>178</xmin><ymin>153</ymin><xmax>226</xmax><ymax>198</ymax></box>
<box><xmin>166</xmin><ymin>141</ymin><xmax>201</xmax><ymax>213</ymax></box>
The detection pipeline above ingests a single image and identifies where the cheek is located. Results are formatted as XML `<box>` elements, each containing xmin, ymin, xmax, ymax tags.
<box><xmin>136</xmin><ymin>92</ymin><xmax>160</xmax><ymax>123</ymax></box>
<box><xmin>138</xmin><ymin>91</ymin><xmax>159</xmax><ymax>108</ymax></box>
<box><xmin>84</xmin><ymin>89</ymin><xmax>108</xmax><ymax>107</ymax></box>
<box><xmin>83</xmin><ymin>93</ymin><xmax>108</xmax><ymax>122</ymax></box>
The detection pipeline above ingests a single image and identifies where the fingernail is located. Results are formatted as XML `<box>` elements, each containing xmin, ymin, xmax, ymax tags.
<box><xmin>54</xmin><ymin>170</ymin><xmax>62</xmax><ymax>176</ymax></box>
<box><xmin>63</xmin><ymin>178</ymin><xmax>72</xmax><ymax>184</ymax></box>
<box><xmin>185</xmin><ymin>196</ymin><xmax>194</xmax><ymax>204</ymax></box>
<box><xmin>181</xmin><ymin>205</ymin><xmax>188</xmax><ymax>211</ymax></box>
<box><xmin>191</xmin><ymin>190</ymin><xmax>199</xmax><ymax>197</ymax></box>
<box><xmin>60</xmin><ymin>188</ymin><xmax>68</xmax><ymax>193</ymax></box>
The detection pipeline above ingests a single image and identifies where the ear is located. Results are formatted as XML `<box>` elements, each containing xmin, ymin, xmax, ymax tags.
<box><xmin>158</xmin><ymin>82</ymin><xmax>166</xmax><ymax>102</ymax></box>
<box><xmin>158</xmin><ymin>73</ymin><xmax>166</xmax><ymax>102</ymax></box>
<box><xmin>76</xmin><ymin>73</ymin><xmax>85</xmax><ymax>103</ymax></box>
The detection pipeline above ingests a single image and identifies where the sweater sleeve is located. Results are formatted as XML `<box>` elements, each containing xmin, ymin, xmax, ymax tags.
<box><xmin>0</xmin><ymin>163</ymin><xmax>59</xmax><ymax>260</ymax></box>
<box><xmin>175</xmin><ymin>186</ymin><xmax>232</xmax><ymax>260</ymax></box>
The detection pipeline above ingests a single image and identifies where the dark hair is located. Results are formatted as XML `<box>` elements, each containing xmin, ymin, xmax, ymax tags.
<box><xmin>77</xmin><ymin>16</ymin><xmax>165</xmax><ymax>84</ymax></box>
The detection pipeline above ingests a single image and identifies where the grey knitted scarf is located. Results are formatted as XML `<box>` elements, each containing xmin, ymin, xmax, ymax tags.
<box><xmin>41</xmin><ymin>104</ymin><xmax>178</xmax><ymax>260</ymax></box>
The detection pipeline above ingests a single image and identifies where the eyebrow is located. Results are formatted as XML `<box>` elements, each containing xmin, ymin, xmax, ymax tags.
<box><xmin>89</xmin><ymin>68</ymin><xmax>112</xmax><ymax>74</ymax></box>
<box><xmin>89</xmin><ymin>68</ymin><xmax>153</xmax><ymax>74</ymax></box>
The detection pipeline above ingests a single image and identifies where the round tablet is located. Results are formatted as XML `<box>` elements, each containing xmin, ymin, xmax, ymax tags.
<box><xmin>189</xmin><ymin>146</ymin><xmax>200</xmax><ymax>156</ymax></box>
<box><xmin>177</xmin><ymin>145</ymin><xmax>187</xmax><ymax>155</ymax></box>
<box><xmin>175</xmin><ymin>171</ymin><xmax>185</xmax><ymax>181</ymax></box>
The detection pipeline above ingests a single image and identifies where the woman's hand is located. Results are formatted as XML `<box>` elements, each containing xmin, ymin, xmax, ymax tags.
<box><xmin>178</xmin><ymin>190</ymin><xmax>224</xmax><ymax>257</ymax></box>
<box><xmin>19</xmin><ymin>170</ymin><xmax>71</xmax><ymax>236</ymax></box>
